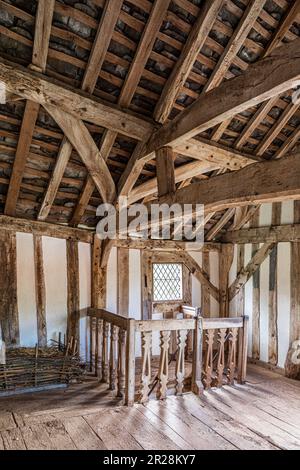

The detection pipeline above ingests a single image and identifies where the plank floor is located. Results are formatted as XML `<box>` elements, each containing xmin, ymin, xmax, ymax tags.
<box><xmin>0</xmin><ymin>364</ymin><xmax>299</xmax><ymax>450</ymax></box>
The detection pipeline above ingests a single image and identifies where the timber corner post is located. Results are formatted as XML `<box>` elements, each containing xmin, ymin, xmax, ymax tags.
<box><xmin>191</xmin><ymin>308</ymin><xmax>204</xmax><ymax>395</ymax></box>
<box><xmin>125</xmin><ymin>318</ymin><xmax>136</xmax><ymax>406</ymax></box>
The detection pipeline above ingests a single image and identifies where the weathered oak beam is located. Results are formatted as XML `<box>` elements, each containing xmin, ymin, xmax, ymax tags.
<box><xmin>221</xmin><ymin>223</ymin><xmax>300</xmax><ymax>244</ymax></box>
<box><xmin>0</xmin><ymin>215</ymin><xmax>93</xmax><ymax>243</ymax></box>
<box><xmin>0</xmin><ymin>58</ymin><xmax>153</xmax><ymax>141</ymax></box>
<box><xmin>44</xmin><ymin>105</ymin><xmax>116</xmax><ymax>203</ymax></box>
<box><xmin>229</xmin><ymin>243</ymin><xmax>275</xmax><ymax>301</ymax></box>
<box><xmin>31</xmin><ymin>0</ymin><xmax>55</xmax><ymax>73</ymax></box>
<box><xmin>157</xmin><ymin>153</ymin><xmax>300</xmax><ymax>213</ymax></box>
<box><xmin>38</xmin><ymin>137</ymin><xmax>73</xmax><ymax>221</ymax></box>
<box><xmin>4</xmin><ymin>100</ymin><xmax>40</xmax><ymax>216</ymax></box>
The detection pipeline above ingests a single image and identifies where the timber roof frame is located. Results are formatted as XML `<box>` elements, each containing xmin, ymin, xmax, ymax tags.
<box><xmin>0</xmin><ymin>0</ymin><xmax>300</xmax><ymax>241</ymax></box>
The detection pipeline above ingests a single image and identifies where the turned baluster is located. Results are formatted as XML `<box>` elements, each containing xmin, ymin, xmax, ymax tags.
<box><xmin>227</xmin><ymin>328</ymin><xmax>238</xmax><ymax>384</ymax></box>
<box><xmin>109</xmin><ymin>324</ymin><xmax>118</xmax><ymax>390</ymax></box>
<box><xmin>216</xmin><ymin>328</ymin><xmax>227</xmax><ymax>387</ymax></box>
<box><xmin>157</xmin><ymin>330</ymin><xmax>171</xmax><ymax>400</ymax></box>
<box><xmin>175</xmin><ymin>329</ymin><xmax>188</xmax><ymax>395</ymax></box>
<box><xmin>102</xmin><ymin>321</ymin><xmax>109</xmax><ymax>383</ymax></box>
<box><xmin>117</xmin><ymin>329</ymin><xmax>126</xmax><ymax>398</ymax></box>
<box><xmin>139</xmin><ymin>331</ymin><xmax>152</xmax><ymax>403</ymax></box>
<box><xmin>96</xmin><ymin>319</ymin><xmax>103</xmax><ymax>380</ymax></box>
<box><xmin>203</xmin><ymin>329</ymin><xmax>215</xmax><ymax>389</ymax></box>
<box><xmin>90</xmin><ymin>316</ymin><xmax>96</xmax><ymax>374</ymax></box>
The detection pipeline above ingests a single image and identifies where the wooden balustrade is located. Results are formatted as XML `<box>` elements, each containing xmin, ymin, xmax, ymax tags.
<box><xmin>87</xmin><ymin>307</ymin><xmax>248</xmax><ymax>406</ymax></box>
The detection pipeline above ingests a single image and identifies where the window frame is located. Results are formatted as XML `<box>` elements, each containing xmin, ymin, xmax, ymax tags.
<box><xmin>152</xmin><ymin>262</ymin><xmax>184</xmax><ymax>303</ymax></box>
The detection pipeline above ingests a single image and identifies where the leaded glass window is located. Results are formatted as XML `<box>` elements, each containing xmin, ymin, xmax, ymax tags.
<box><xmin>152</xmin><ymin>263</ymin><xmax>183</xmax><ymax>302</ymax></box>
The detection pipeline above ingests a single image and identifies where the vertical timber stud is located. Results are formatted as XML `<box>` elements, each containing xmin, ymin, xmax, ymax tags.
<box><xmin>117</xmin><ymin>248</ymin><xmax>129</xmax><ymax>316</ymax></box>
<box><xmin>66</xmin><ymin>240</ymin><xmax>80</xmax><ymax>345</ymax></box>
<box><xmin>92</xmin><ymin>235</ymin><xmax>107</xmax><ymax>309</ymax></box>
<box><xmin>141</xmin><ymin>251</ymin><xmax>152</xmax><ymax>320</ymax></box>
<box><xmin>156</xmin><ymin>147</ymin><xmax>176</xmax><ymax>198</ymax></box>
<box><xmin>268</xmin><ymin>202</ymin><xmax>281</xmax><ymax>365</ymax></box>
<box><xmin>33</xmin><ymin>235</ymin><xmax>47</xmax><ymax>347</ymax></box>
<box><xmin>219</xmin><ymin>244</ymin><xmax>234</xmax><ymax>317</ymax></box>
<box><xmin>285</xmin><ymin>201</ymin><xmax>300</xmax><ymax>378</ymax></box>
<box><xmin>125</xmin><ymin>318</ymin><xmax>136</xmax><ymax>406</ymax></box>
<box><xmin>191</xmin><ymin>311</ymin><xmax>203</xmax><ymax>395</ymax></box>
<box><xmin>236</xmin><ymin>245</ymin><xmax>245</xmax><ymax>316</ymax></box>
<box><xmin>201</xmin><ymin>252</ymin><xmax>210</xmax><ymax>317</ymax></box>
<box><xmin>251</xmin><ymin>211</ymin><xmax>260</xmax><ymax>360</ymax></box>
<box><xmin>0</xmin><ymin>231</ymin><xmax>19</xmax><ymax>346</ymax></box>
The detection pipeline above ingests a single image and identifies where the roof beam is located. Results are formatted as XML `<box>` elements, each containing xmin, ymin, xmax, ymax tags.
<box><xmin>4</xmin><ymin>101</ymin><xmax>40</xmax><ymax>216</ymax></box>
<box><xmin>119</xmin><ymin>38</ymin><xmax>300</xmax><ymax>194</ymax></box>
<box><xmin>256</xmin><ymin>101</ymin><xmax>300</xmax><ymax>156</ymax></box>
<box><xmin>128</xmin><ymin>160</ymin><xmax>219</xmax><ymax>205</ymax></box>
<box><xmin>44</xmin><ymin>105</ymin><xmax>116</xmax><ymax>203</ymax></box>
<box><xmin>203</xmin><ymin>0</ymin><xmax>266</xmax><ymax>93</ymax></box>
<box><xmin>156</xmin><ymin>152</ymin><xmax>300</xmax><ymax>213</ymax></box>
<box><xmin>0</xmin><ymin>58</ymin><xmax>153</xmax><ymax>141</ymax></box>
<box><xmin>147</xmin><ymin>38</ymin><xmax>300</xmax><ymax>153</ymax></box>
<box><xmin>0</xmin><ymin>215</ymin><xmax>93</xmax><ymax>243</ymax></box>
<box><xmin>81</xmin><ymin>0</ymin><xmax>123</xmax><ymax>93</ymax></box>
<box><xmin>38</xmin><ymin>137</ymin><xmax>73</xmax><ymax>221</ymax></box>
<box><xmin>222</xmin><ymin>223</ymin><xmax>300</xmax><ymax>244</ymax></box>
<box><xmin>31</xmin><ymin>0</ymin><xmax>55</xmax><ymax>73</ymax></box>
<box><xmin>120</xmin><ymin>0</ymin><xmax>170</xmax><ymax>107</ymax></box>
<box><xmin>153</xmin><ymin>0</ymin><xmax>223</xmax><ymax>124</ymax></box>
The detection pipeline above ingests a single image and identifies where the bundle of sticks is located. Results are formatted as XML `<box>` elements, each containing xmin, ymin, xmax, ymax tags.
<box><xmin>0</xmin><ymin>337</ymin><xmax>83</xmax><ymax>392</ymax></box>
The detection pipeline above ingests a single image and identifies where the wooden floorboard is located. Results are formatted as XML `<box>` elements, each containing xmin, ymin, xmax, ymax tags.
<box><xmin>0</xmin><ymin>365</ymin><xmax>299</xmax><ymax>450</ymax></box>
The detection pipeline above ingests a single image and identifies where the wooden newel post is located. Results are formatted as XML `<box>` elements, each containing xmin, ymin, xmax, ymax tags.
<box><xmin>191</xmin><ymin>313</ymin><xmax>204</xmax><ymax>395</ymax></box>
<box><xmin>125</xmin><ymin>319</ymin><xmax>136</xmax><ymax>406</ymax></box>
<box><xmin>238</xmin><ymin>315</ymin><xmax>249</xmax><ymax>384</ymax></box>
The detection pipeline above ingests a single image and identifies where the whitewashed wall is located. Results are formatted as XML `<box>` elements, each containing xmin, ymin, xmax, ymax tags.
<box><xmin>16</xmin><ymin>233</ymin><xmax>91</xmax><ymax>354</ymax></box>
<box><xmin>189</xmin><ymin>202</ymin><xmax>294</xmax><ymax>369</ymax></box>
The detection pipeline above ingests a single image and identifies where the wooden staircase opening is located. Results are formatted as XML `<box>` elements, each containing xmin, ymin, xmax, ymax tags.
<box><xmin>88</xmin><ymin>306</ymin><xmax>248</xmax><ymax>406</ymax></box>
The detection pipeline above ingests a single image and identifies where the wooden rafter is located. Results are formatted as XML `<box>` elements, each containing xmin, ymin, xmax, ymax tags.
<box><xmin>153</xmin><ymin>0</ymin><xmax>223</xmax><ymax>124</ymax></box>
<box><xmin>203</xmin><ymin>0</ymin><xmax>266</xmax><ymax>93</ymax></box>
<box><xmin>4</xmin><ymin>100</ymin><xmax>40</xmax><ymax>216</ymax></box>
<box><xmin>31</xmin><ymin>0</ymin><xmax>55</xmax><ymax>73</ymax></box>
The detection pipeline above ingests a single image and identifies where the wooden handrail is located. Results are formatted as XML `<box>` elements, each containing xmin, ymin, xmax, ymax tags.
<box><xmin>87</xmin><ymin>307</ymin><xmax>249</xmax><ymax>405</ymax></box>
<box><xmin>135</xmin><ymin>318</ymin><xmax>196</xmax><ymax>332</ymax></box>
<box><xmin>88</xmin><ymin>308</ymin><xmax>130</xmax><ymax>330</ymax></box>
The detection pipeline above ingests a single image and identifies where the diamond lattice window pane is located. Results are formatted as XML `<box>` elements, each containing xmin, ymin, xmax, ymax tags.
<box><xmin>152</xmin><ymin>263</ymin><xmax>183</xmax><ymax>301</ymax></box>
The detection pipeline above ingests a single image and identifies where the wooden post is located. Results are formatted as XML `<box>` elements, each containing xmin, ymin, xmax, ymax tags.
<box><xmin>125</xmin><ymin>319</ymin><xmax>136</xmax><ymax>406</ymax></box>
<box><xmin>219</xmin><ymin>244</ymin><xmax>234</xmax><ymax>317</ymax></box>
<box><xmin>238</xmin><ymin>316</ymin><xmax>249</xmax><ymax>384</ymax></box>
<box><xmin>191</xmin><ymin>315</ymin><xmax>204</xmax><ymax>395</ymax></box>
<box><xmin>201</xmin><ymin>252</ymin><xmax>210</xmax><ymax>317</ymax></box>
<box><xmin>251</xmin><ymin>211</ymin><xmax>260</xmax><ymax>360</ymax></box>
<box><xmin>117</xmin><ymin>248</ymin><xmax>129</xmax><ymax>316</ymax></box>
<box><xmin>33</xmin><ymin>235</ymin><xmax>47</xmax><ymax>347</ymax></box>
<box><xmin>268</xmin><ymin>202</ymin><xmax>281</xmax><ymax>365</ymax></box>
